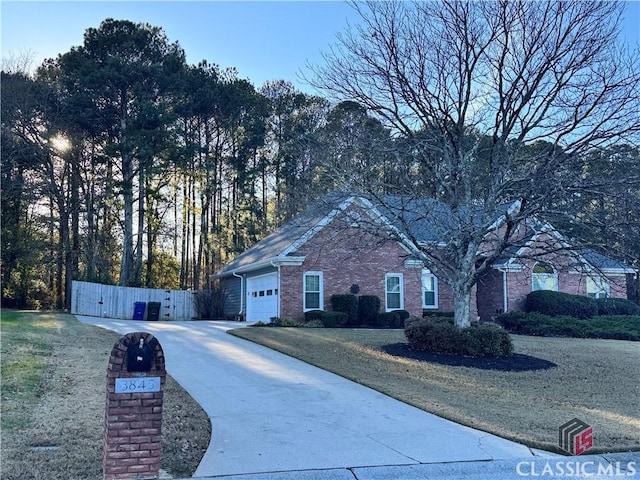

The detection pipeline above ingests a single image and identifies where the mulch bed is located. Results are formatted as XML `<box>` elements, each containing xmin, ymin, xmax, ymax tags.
<box><xmin>380</xmin><ymin>342</ymin><xmax>557</xmax><ymax>371</ymax></box>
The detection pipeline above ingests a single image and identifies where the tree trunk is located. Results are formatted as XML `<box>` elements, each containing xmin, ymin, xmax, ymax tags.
<box><xmin>67</xmin><ymin>147</ymin><xmax>81</xmax><ymax>310</ymax></box>
<box><xmin>85</xmin><ymin>146</ymin><xmax>96</xmax><ymax>282</ymax></box>
<box><xmin>144</xmin><ymin>174</ymin><xmax>155</xmax><ymax>288</ymax></box>
<box><xmin>452</xmin><ymin>282</ymin><xmax>472</xmax><ymax>329</ymax></box>
<box><xmin>120</xmin><ymin>149</ymin><xmax>134</xmax><ymax>286</ymax></box>
<box><xmin>134</xmin><ymin>161</ymin><xmax>145</xmax><ymax>286</ymax></box>
<box><xmin>180</xmin><ymin>173</ymin><xmax>190</xmax><ymax>289</ymax></box>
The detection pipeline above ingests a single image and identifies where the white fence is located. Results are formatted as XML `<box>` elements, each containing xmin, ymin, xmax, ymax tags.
<box><xmin>71</xmin><ymin>281</ymin><xmax>198</xmax><ymax>320</ymax></box>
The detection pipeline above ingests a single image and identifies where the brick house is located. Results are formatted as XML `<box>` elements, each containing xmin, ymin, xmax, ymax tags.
<box><xmin>213</xmin><ymin>193</ymin><xmax>633</xmax><ymax>323</ymax></box>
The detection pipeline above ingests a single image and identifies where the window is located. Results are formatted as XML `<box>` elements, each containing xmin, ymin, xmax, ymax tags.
<box><xmin>304</xmin><ymin>272</ymin><xmax>323</xmax><ymax>311</ymax></box>
<box><xmin>422</xmin><ymin>271</ymin><xmax>438</xmax><ymax>308</ymax></box>
<box><xmin>586</xmin><ymin>276</ymin><xmax>609</xmax><ymax>298</ymax></box>
<box><xmin>532</xmin><ymin>262</ymin><xmax>558</xmax><ymax>292</ymax></box>
<box><xmin>385</xmin><ymin>273</ymin><xmax>404</xmax><ymax>311</ymax></box>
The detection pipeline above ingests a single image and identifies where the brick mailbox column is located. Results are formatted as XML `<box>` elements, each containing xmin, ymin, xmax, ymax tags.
<box><xmin>104</xmin><ymin>332</ymin><xmax>166</xmax><ymax>480</ymax></box>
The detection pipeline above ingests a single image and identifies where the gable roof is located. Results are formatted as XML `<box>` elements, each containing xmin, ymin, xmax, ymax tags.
<box><xmin>214</xmin><ymin>192</ymin><xmax>354</xmax><ymax>276</ymax></box>
<box><xmin>579</xmin><ymin>249</ymin><xmax>636</xmax><ymax>274</ymax></box>
<box><xmin>214</xmin><ymin>192</ymin><xmax>515</xmax><ymax>277</ymax></box>
<box><xmin>492</xmin><ymin>221</ymin><xmax>634</xmax><ymax>274</ymax></box>
<box><xmin>213</xmin><ymin>191</ymin><xmax>633</xmax><ymax>278</ymax></box>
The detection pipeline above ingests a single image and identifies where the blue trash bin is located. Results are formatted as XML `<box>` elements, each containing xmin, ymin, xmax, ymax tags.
<box><xmin>133</xmin><ymin>302</ymin><xmax>146</xmax><ymax>320</ymax></box>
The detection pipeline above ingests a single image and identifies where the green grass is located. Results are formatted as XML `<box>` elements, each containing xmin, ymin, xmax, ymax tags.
<box><xmin>231</xmin><ymin>327</ymin><xmax>640</xmax><ymax>454</ymax></box>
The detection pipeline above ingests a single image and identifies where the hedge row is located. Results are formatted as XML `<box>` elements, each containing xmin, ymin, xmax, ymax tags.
<box><xmin>496</xmin><ymin>311</ymin><xmax>640</xmax><ymax>341</ymax></box>
<box><xmin>525</xmin><ymin>290</ymin><xmax>597</xmax><ymax>318</ymax></box>
<box><xmin>595</xmin><ymin>297</ymin><xmax>640</xmax><ymax>316</ymax></box>
<box><xmin>303</xmin><ymin>309</ymin><xmax>348</xmax><ymax>327</ymax></box>
<box><xmin>304</xmin><ymin>307</ymin><xmax>410</xmax><ymax>328</ymax></box>
<box><xmin>525</xmin><ymin>291</ymin><xmax>639</xmax><ymax>319</ymax></box>
<box><xmin>405</xmin><ymin>317</ymin><xmax>513</xmax><ymax>357</ymax></box>
<box><xmin>318</xmin><ymin>293</ymin><xmax>409</xmax><ymax>328</ymax></box>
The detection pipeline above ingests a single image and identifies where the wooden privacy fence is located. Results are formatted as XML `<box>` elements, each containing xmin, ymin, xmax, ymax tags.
<box><xmin>71</xmin><ymin>281</ymin><xmax>198</xmax><ymax>320</ymax></box>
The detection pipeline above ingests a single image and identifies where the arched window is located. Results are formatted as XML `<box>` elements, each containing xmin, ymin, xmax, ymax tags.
<box><xmin>532</xmin><ymin>262</ymin><xmax>558</xmax><ymax>291</ymax></box>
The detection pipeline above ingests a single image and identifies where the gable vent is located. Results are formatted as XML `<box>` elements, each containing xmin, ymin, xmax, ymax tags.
<box><xmin>404</xmin><ymin>258</ymin><xmax>424</xmax><ymax>269</ymax></box>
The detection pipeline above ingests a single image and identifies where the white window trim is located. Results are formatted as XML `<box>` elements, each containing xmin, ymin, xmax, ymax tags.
<box><xmin>422</xmin><ymin>271</ymin><xmax>439</xmax><ymax>309</ymax></box>
<box><xmin>385</xmin><ymin>273</ymin><xmax>404</xmax><ymax>312</ymax></box>
<box><xmin>303</xmin><ymin>271</ymin><xmax>323</xmax><ymax>311</ymax></box>
<box><xmin>586</xmin><ymin>276</ymin><xmax>610</xmax><ymax>299</ymax></box>
<box><xmin>532</xmin><ymin>263</ymin><xmax>558</xmax><ymax>292</ymax></box>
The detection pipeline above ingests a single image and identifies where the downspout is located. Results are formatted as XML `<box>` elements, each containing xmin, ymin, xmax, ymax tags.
<box><xmin>232</xmin><ymin>271</ymin><xmax>244</xmax><ymax>320</ymax></box>
<box><xmin>270</xmin><ymin>260</ymin><xmax>281</xmax><ymax>319</ymax></box>
<box><xmin>499</xmin><ymin>268</ymin><xmax>508</xmax><ymax>314</ymax></box>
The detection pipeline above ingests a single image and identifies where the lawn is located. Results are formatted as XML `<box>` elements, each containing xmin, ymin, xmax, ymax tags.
<box><xmin>230</xmin><ymin>327</ymin><xmax>640</xmax><ymax>454</ymax></box>
<box><xmin>0</xmin><ymin>311</ymin><xmax>211</xmax><ymax>480</ymax></box>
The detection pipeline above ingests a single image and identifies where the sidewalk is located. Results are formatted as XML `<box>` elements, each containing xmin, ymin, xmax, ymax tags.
<box><xmin>179</xmin><ymin>452</ymin><xmax>639</xmax><ymax>480</ymax></box>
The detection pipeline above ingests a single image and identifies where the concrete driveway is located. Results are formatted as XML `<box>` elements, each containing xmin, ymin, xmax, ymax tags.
<box><xmin>76</xmin><ymin>317</ymin><xmax>538</xmax><ymax>477</ymax></box>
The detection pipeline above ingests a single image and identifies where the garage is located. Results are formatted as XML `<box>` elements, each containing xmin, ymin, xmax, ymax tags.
<box><xmin>246</xmin><ymin>272</ymin><xmax>279</xmax><ymax>322</ymax></box>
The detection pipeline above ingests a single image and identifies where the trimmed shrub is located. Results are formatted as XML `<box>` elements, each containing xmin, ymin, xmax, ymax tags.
<box><xmin>376</xmin><ymin>311</ymin><xmax>400</xmax><ymax>328</ymax></box>
<box><xmin>331</xmin><ymin>294</ymin><xmax>359</xmax><ymax>325</ymax></box>
<box><xmin>321</xmin><ymin>311</ymin><xmax>349</xmax><ymax>328</ymax></box>
<box><xmin>404</xmin><ymin>315</ymin><xmax>423</xmax><ymax>328</ymax></box>
<box><xmin>405</xmin><ymin>319</ymin><xmax>462</xmax><ymax>353</ymax></box>
<box><xmin>301</xmin><ymin>319</ymin><xmax>324</xmax><ymax>328</ymax></box>
<box><xmin>496</xmin><ymin>311</ymin><xmax>585</xmax><ymax>337</ymax></box>
<box><xmin>392</xmin><ymin>310</ymin><xmax>410</xmax><ymax>328</ymax></box>
<box><xmin>405</xmin><ymin>319</ymin><xmax>513</xmax><ymax>357</ymax></box>
<box><xmin>496</xmin><ymin>311</ymin><xmax>640</xmax><ymax>341</ymax></box>
<box><xmin>595</xmin><ymin>297</ymin><xmax>640</xmax><ymax>316</ymax></box>
<box><xmin>423</xmin><ymin>314</ymin><xmax>455</xmax><ymax>325</ymax></box>
<box><xmin>268</xmin><ymin>317</ymin><xmax>300</xmax><ymax>327</ymax></box>
<box><xmin>304</xmin><ymin>310</ymin><xmax>325</xmax><ymax>322</ymax></box>
<box><xmin>358</xmin><ymin>295</ymin><xmax>381</xmax><ymax>325</ymax></box>
<box><xmin>254</xmin><ymin>317</ymin><xmax>324</xmax><ymax>328</ymax></box>
<box><xmin>376</xmin><ymin>310</ymin><xmax>411</xmax><ymax>328</ymax></box>
<box><xmin>525</xmin><ymin>290</ymin><xmax>598</xmax><ymax>319</ymax></box>
<box><xmin>462</xmin><ymin>325</ymin><xmax>514</xmax><ymax>356</ymax></box>
<box><xmin>423</xmin><ymin>311</ymin><xmax>454</xmax><ymax>318</ymax></box>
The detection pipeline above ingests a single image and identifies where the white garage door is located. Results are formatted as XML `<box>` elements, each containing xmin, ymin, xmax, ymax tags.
<box><xmin>246</xmin><ymin>273</ymin><xmax>279</xmax><ymax>322</ymax></box>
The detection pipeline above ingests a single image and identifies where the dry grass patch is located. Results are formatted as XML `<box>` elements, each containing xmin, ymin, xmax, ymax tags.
<box><xmin>1</xmin><ymin>311</ymin><xmax>210</xmax><ymax>480</ymax></box>
<box><xmin>231</xmin><ymin>327</ymin><xmax>640</xmax><ymax>453</ymax></box>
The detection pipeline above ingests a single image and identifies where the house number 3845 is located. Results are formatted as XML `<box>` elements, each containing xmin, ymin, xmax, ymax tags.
<box><xmin>115</xmin><ymin>377</ymin><xmax>161</xmax><ymax>393</ymax></box>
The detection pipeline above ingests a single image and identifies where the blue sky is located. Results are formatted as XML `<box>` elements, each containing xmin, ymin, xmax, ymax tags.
<box><xmin>1</xmin><ymin>1</ymin><xmax>360</xmax><ymax>91</ymax></box>
<box><xmin>2</xmin><ymin>1</ymin><xmax>639</xmax><ymax>93</ymax></box>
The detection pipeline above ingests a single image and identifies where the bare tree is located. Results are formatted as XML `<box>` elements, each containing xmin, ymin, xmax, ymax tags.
<box><xmin>308</xmin><ymin>0</ymin><xmax>640</xmax><ymax>327</ymax></box>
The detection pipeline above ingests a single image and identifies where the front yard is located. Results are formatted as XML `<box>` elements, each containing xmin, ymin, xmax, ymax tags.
<box><xmin>231</xmin><ymin>327</ymin><xmax>640</xmax><ymax>453</ymax></box>
<box><xmin>0</xmin><ymin>312</ymin><xmax>210</xmax><ymax>480</ymax></box>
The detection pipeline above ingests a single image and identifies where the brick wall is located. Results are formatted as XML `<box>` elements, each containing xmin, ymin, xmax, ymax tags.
<box><xmin>104</xmin><ymin>332</ymin><xmax>165</xmax><ymax>480</ymax></box>
<box><xmin>278</xmin><ymin>213</ymin><xmax>474</xmax><ymax>320</ymax></box>
<box><xmin>477</xmin><ymin>269</ymin><xmax>505</xmax><ymax>321</ymax></box>
<box><xmin>502</xmin><ymin>257</ymin><xmax>629</xmax><ymax>314</ymax></box>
